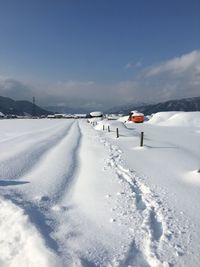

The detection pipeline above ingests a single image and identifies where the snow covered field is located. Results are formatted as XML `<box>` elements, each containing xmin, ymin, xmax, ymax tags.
<box><xmin>0</xmin><ymin>113</ymin><xmax>200</xmax><ymax>267</ymax></box>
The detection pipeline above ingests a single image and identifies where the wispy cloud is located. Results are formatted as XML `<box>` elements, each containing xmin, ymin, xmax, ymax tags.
<box><xmin>125</xmin><ymin>59</ymin><xmax>142</xmax><ymax>70</ymax></box>
<box><xmin>125</xmin><ymin>63</ymin><xmax>134</xmax><ymax>69</ymax></box>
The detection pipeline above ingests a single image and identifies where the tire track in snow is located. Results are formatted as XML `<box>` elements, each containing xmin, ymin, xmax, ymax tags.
<box><xmin>45</xmin><ymin>120</ymin><xmax>82</xmax><ymax>203</ymax></box>
<box><xmin>0</xmin><ymin>121</ymin><xmax>82</xmax><ymax>265</ymax></box>
<box><xmin>0</xmin><ymin>120</ymin><xmax>74</xmax><ymax>180</ymax></box>
<box><xmin>0</xmin><ymin>122</ymin><xmax>64</xmax><ymax>145</ymax></box>
<box><xmin>35</xmin><ymin>120</ymin><xmax>83</xmax><ymax>265</ymax></box>
<box><xmin>17</xmin><ymin>120</ymin><xmax>82</xmax><ymax>202</ymax></box>
<box><xmin>101</xmin><ymin>138</ymin><xmax>173</xmax><ymax>267</ymax></box>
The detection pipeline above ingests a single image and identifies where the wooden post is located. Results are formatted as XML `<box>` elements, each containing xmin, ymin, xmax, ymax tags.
<box><xmin>116</xmin><ymin>128</ymin><xmax>119</xmax><ymax>138</ymax></box>
<box><xmin>108</xmin><ymin>126</ymin><xmax>110</xmax><ymax>132</ymax></box>
<box><xmin>103</xmin><ymin>125</ymin><xmax>105</xmax><ymax>131</ymax></box>
<box><xmin>140</xmin><ymin>132</ymin><xmax>144</xmax><ymax>147</ymax></box>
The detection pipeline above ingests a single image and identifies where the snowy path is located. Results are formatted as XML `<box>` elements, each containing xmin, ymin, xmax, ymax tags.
<box><xmin>0</xmin><ymin>118</ymin><xmax>197</xmax><ymax>266</ymax></box>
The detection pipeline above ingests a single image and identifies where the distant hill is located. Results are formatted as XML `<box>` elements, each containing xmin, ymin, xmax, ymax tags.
<box><xmin>0</xmin><ymin>96</ymin><xmax>52</xmax><ymax>116</ymax></box>
<box><xmin>107</xmin><ymin>96</ymin><xmax>200</xmax><ymax>115</ymax></box>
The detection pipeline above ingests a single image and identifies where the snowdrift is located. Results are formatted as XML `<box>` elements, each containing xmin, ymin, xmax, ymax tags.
<box><xmin>147</xmin><ymin>111</ymin><xmax>200</xmax><ymax>127</ymax></box>
<box><xmin>0</xmin><ymin>197</ymin><xmax>58</xmax><ymax>267</ymax></box>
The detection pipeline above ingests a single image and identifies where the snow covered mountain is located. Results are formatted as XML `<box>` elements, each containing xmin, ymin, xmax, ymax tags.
<box><xmin>108</xmin><ymin>96</ymin><xmax>200</xmax><ymax>115</ymax></box>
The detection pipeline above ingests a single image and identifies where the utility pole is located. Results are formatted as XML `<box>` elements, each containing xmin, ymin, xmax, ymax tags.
<box><xmin>32</xmin><ymin>96</ymin><xmax>36</xmax><ymax>117</ymax></box>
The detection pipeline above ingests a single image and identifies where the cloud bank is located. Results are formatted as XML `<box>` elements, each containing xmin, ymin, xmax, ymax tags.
<box><xmin>146</xmin><ymin>50</ymin><xmax>200</xmax><ymax>77</ymax></box>
<box><xmin>0</xmin><ymin>50</ymin><xmax>200</xmax><ymax>110</ymax></box>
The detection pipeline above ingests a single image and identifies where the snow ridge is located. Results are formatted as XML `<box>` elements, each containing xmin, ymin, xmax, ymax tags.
<box><xmin>0</xmin><ymin>196</ymin><xmax>59</xmax><ymax>267</ymax></box>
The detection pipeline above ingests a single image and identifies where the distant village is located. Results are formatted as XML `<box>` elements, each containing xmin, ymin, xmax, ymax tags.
<box><xmin>0</xmin><ymin>111</ymin><xmax>93</xmax><ymax>119</ymax></box>
<box><xmin>0</xmin><ymin>110</ymin><xmax>146</xmax><ymax>123</ymax></box>
<box><xmin>0</xmin><ymin>111</ymin><xmax>105</xmax><ymax>119</ymax></box>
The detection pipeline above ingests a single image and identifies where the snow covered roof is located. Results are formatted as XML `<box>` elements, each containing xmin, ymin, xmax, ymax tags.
<box><xmin>90</xmin><ymin>111</ymin><xmax>103</xmax><ymax>117</ymax></box>
<box><xmin>47</xmin><ymin>115</ymin><xmax>55</xmax><ymax>118</ymax></box>
<box><xmin>130</xmin><ymin>111</ymin><xmax>144</xmax><ymax>116</ymax></box>
<box><xmin>0</xmin><ymin>112</ymin><xmax>5</xmax><ymax>117</ymax></box>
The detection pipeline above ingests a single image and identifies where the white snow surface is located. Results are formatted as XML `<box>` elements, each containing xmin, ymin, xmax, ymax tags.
<box><xmin>0</xmin><ymin>197</ymin><xmax>59</xmax><ymax>267</ymax></box>
<box><xmin>0</xmin><ymin>113</ymin><xmax>199</xmax><ymax>267</ymax></box>
<box><xmin>147</xmin><ymin>111</ymin><xmax>200</xmax><ymax>127</ymax></box>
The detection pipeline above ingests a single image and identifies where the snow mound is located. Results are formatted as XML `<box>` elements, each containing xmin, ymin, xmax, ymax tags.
<box><xmin>148</xmin><ymin>112</ymin><xmax>200</xmax><ymax>127</ymax></box>
<box><xmin>117</xmin><ymin>116</ymin><xmax>129</xmax><ymax>123</ymax></box>
<box><xmin>0</xmin><ymin>197</ymin><xmax>58</xmax><ymax>267</ymax></box>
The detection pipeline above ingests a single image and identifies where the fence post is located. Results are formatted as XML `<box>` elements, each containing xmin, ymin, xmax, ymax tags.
<box><xmin>116</xmin><ymin>128</ymin><xmax>119</xmax><ymax>138</ymax></box>
<box><xmin>108</xmin><ymin>126</ymin><xmax>110</xmax><ymax>132</ymax></box>
<box><xmin>103</xmin><ymin>125</ymin><xmax>105</xmax><ymax>131</ymax></box>
<box><xmin>140</xmin><ymin>132</ymin><xmax>144</xmax><ymax>147</ymax></box>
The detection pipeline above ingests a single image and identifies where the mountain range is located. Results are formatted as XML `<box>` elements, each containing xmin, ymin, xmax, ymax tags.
<box><xmin>107</xmin><ymin>96</ymin><xmax>200</xmax><ymax>115</ymax></box>
<box><xmin>0</xmin><ymin>95</ymin><xmax>200</xmax><ymax>117</ymax></box>
<box><xmin>0</xmin><ymin>96</ymin><xmax>52</xmax><ymax>116</ymax></box>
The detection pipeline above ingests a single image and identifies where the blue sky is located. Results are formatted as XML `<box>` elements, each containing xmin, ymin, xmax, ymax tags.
<box><xmin>0</xmin><ymin>0</ymin><xmax>200</xmax><ymax>109</ymax></box>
